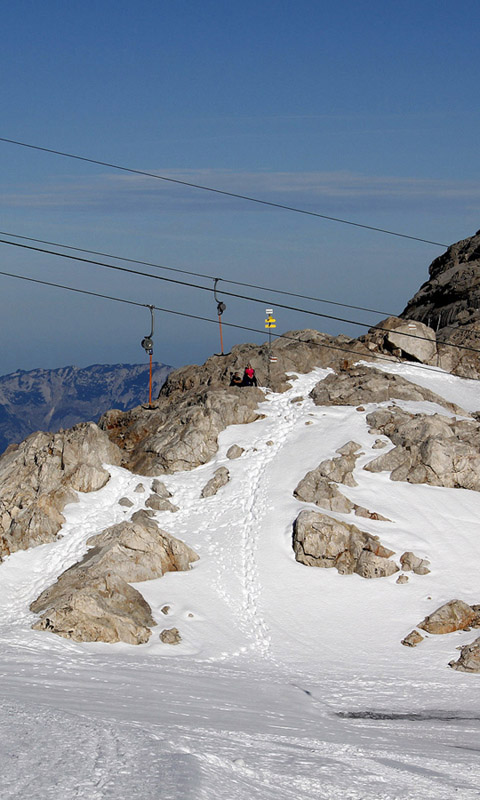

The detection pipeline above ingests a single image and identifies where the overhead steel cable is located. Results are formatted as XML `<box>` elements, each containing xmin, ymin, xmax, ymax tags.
<box><xmin>0</xmin><ymin>266</ymin><xmax>473</xmax><ymax>380</ymax></box>
<box><xmin>0</xmin><ymin>235</ymin><xmax>477</xmax><ymax>357</ymax></box>
<box><xmin>0</xmin><ymin>229</ymin><xmax>394</xmax><ymax>316</ymax></box>
<box><xmin>0</xmin><ymin>135</ymin><xmax>448</xmax><ymax>247</ymax></box>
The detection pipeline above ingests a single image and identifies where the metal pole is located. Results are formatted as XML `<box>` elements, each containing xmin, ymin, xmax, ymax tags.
<box><xmin>149</xmin><ymin>351</ymin><xmax>153</xmax><ymax>406</ymax></box>
<box><xmin>218</xmin><ymin>313</ymin><xmax>224</xmax><ymax>355</ymax></box>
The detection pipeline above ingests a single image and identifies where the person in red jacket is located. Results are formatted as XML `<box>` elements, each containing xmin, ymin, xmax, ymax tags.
<box><xmin>242</xmin><ymin>364</ymin><xmax>257</xmax><ymax>386</ymax></box>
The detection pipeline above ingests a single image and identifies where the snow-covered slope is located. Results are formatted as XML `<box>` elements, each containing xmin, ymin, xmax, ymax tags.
<box><xmin>1</xmin><ymin>363</ymin><xmax>480</xmax><ymax>799</ymax></box>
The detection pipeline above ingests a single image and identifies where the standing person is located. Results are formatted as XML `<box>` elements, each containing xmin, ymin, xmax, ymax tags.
<box><xmin>242</xmin><ymin>364</ymin><xmax>257</xmax><ymax>386</ymax></box>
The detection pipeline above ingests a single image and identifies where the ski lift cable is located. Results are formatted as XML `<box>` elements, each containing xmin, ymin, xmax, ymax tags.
<box><xmin>0</xmin><ymin>228</ymin><xmax>395</xmax><ymax>316</ymax></box>
<box><xmin>0</xmin><ymin>136</ymin><xmax>448</xmax><ymax>248</ymax></box>
<box><xmin>0</xmin><ymin>236</ymin><xmax>478</xmax><ymax>357</ymax></box>
<box><xmin>0</xmin><ymin>266</ymin><xmax>479</xmax><ymax>380</ymax></box>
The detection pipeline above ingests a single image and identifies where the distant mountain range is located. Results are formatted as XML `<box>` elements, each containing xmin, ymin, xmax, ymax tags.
<box><xmin>0</xmin><ymin>362</ymin><xmax>173</xmax><ymax>454</ymax></box>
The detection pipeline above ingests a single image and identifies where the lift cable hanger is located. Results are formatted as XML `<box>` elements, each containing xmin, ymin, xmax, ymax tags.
<box><xmin>213</xmin><ymin>278</ymin><xmax>226</xmax><ymax>355</ymax></box>
<box><xmin>140</xmin><ymin>304</ymin><xmax>155</xmax><ymax>406</ymax></box>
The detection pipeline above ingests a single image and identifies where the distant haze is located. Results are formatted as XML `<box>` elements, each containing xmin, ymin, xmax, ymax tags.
<box><xmin>0</xmin><ymin>362</ymin><xmax>173</xmax><ymax>453</ymax></box>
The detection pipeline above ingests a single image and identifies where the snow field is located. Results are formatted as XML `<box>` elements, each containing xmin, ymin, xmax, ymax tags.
<box><xmin>2</xmin><ymin>363</ymin><xmax>480</xmax><ymax>798</ymax></box>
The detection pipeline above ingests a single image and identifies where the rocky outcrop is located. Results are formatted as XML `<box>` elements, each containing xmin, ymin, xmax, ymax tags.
<box><xmin>418</xmin><ymin>599</ymin><xmax>475</xmax><ymax>634</ymax></box>
<box><xmin>30</xmin><ymin>516</ymin><xmax>199</xmax><ymax>644</ymax></box>
<box><xmin>293</xmin><ymin>442</ymin><xmax>389</xmax><ymax>520</ymax></box>
<box><xmin>449</xmin><ymin>637</ymin><xmax>480</xmax><ymax>672</ymax></box>
<box><xmin>309</xmin><ymin>366</ymin><xmax>464</xmax><ymax>412</ymax></box>
<box><xmin>201</xmin><ymin>467</ymin><xmax>230</xmax><ymax>498</ymax></box>
<box><xmin>399</xmin><ymin>230</ymin><xmax>480</xmax><ymax>378</ymax></box>
<box><xmin>293</xmin><ymin>510</ymin><xmax>398</xmax><ymax>578</ymax></box>
<box><xmin>293</xmin><ymin>443</ymin><xmax>361</xmax><ymax>514</ymax></box>
<box><xmin>98</xmin><ymin>330</ymin><xmax>375</xmax><ymax>476</ymax></box>
<box><xmin>100</xmin><ymin>387</ymin><xmax>264</xmax><ymax>476</ymax></box>
<box><xmin>364</xmin><ymin>407</ymin><xmax>480</xmax><ymax>490</ymax></box>
<box><xmin>360</xmin><ymin>316</ymin><xmax>438</xmax><ymax>365</ymax></box>
<box><xmin>0</xmin><ymin>423</ymin><xmax>122</xmax><ymax>560</ymax></box>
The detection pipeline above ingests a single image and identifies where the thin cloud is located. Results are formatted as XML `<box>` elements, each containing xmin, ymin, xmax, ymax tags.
<box><xmin>1</xmin><ymin>169</ymin><xmax>479</xmax><ymax>212</ymax></box>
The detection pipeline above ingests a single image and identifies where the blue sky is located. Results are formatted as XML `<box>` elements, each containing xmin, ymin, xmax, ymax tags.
<box><xmin>1</xmin><ymin>0</ymin><xmax>479</xmax><ymax>375</ymax></box>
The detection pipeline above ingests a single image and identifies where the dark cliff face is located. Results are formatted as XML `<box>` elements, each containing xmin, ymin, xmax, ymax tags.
<box><xmin>401</xmin><ymin>230</ymin><xmax>480</xmax><ymax>334</ymax></box>
<box><xmin>0</xmin><ymin>362</ymin><xmax>172</xmax><ymax>454</ymax></box>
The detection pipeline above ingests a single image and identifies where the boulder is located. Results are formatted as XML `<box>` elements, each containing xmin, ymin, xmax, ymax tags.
<box><xmin>32</xmin><ymin>572</ymin><xmax>154</xmax><ymax>645</ymax></box>
<box><xmin>359</xmin><ymin>315</ymin><xmax>437</xmax><ymax>365</ymax></box>
<box><xmin>151</xmin><ymin>479</ymin><xmax>172</xmax><ymax>498</ymax></box>
<box><xmin>145</xmin><ymin>493</ymin><xmax>179</xmax><ymax>513</ymax></box>
<box><xmin>292</xmin><ymin>510</ymin><xmax>398</xmax><ymax>578</ymax></box>
<box><xmin>0</xmin><ymin>423</ymin><xmax>122</xmax><ymax>559</ymax></box>
<box><xmin>418</xmin><ymin>599</ymin><xmax>475</xmax><ymax>634</ymax></box>
<box><xmin>401</xmin><ymin>630</ymin><xmax>424</xmax><ymax>647</ymax></box>
<box><xmin>400</xmin><ymin>551</ymin><xmax>431</xmax><ymax>575</ymax></box>
<box><xmin>30</xmin><ymin>516</ymin><xmax>199</xmax><ymax>644</ymax></box>
<box><xmin>226</xmin><ymin>444</ymin><xmax>244</xmax><ymax>460</ymax></box>
<box><xmin>293</xmin><ymin>445</ymin><xmax>361</xmax><ymax>513</ymax></box>
<box><xmin>160</xmin><ymin>627</ymin><xmax>182</xmax><ymax>645</ymax></box>
<box><xmin>201</xmin><ymin>467</ymin><xmax>230</xmax><ymax>498</ymax></box>
<box><xmin>449</xmin><ymin>637</ymin><xmax>480</xmax><ymax>672</ymax></box>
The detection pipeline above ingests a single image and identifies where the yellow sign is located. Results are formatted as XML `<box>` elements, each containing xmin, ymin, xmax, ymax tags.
<box><xmin>265</xmin><ymin>316</ymin><xmax>276</xmax><ymax>329</ymax></box>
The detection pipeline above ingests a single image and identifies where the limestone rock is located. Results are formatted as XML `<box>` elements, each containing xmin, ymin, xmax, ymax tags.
<box><xmin>401</xmin><ymin>630</ymin><xmax>424</xmax><ymax>647</ymax></box>
<box><xmin>134</xmin><ymin>483</ymin><xmax>145</xmax><ymax>493</ymax></box>
<box><xmin>396</xmin><ymin>574</ymin><xmax>409</xmax><ymax>584</ymax></box>
<box><xmin>32</xmin><ymin>572</ymin><xmax>154</xmax><ymax>645</ymax></box>
<box><xmin>201</xmin><ymin>467</ymin><xmax>230</xmax><ymax>498</ymax></box>
<box><xmin>160</xmin><ymin>627</ymin><xmax>182</xmax><ymax>645</ymax></box>
<box><xmin>400</xmin><ymin>551</ymin><xmax>431</xmax><ymax>575</ymax></box>
<box><xmin>400</xmin><ymin>231</ymin><xmax>480</xmax><ymax>378</ymax></box>
<box><xmin>145</xmin><ymin>493</ymin><xmax>179</xmax><ymax>513</ymax></box>
<box><xmin>310</xmin><ymin>366</ymin><xmax>465</xmax><ymax>412</ymax></box>
<box><xmin>449</xmin><ymin>637</ymin><xmax>480</xmax><ymax>672</ymax></box>
<box><xmin>293</xmin><ymin>446</ymin><xmax>362</xmax><ymax>514</ymax></box>
<box><xmin>118</xmin><ymin>497</ymin><xmax>134</xmax><ymax>508</ymax></box>
<box><xmin>418</xmin><ymin>599</ymin><xmax>475</xmax><ymax>634</ymax></box>
<box><xmin>226</xmin><ymin>444</ymin><xmax>244</xmax><ymax>460</ymax></box>
<box><xmin>292</xmin><ymin>509</ymin><xmax>397</xmax><ymax>578</ymax></box>
<box><xmin>364</xmin><ymin>407</ymin><xmax>480</xmax><ymax>491</ymax></box>
<box><xmin>151</xmin><ymin>479</ymin><xmax>172</xmax><ymax>498</ymax></box>
<box><xmin>30</xmin><ymin>516</ymin><xmax>199</xmax><ymax>644</ymax></box>
<box><xmin>0</xmin><ymin>423</ymin><xmax>122</xmax><ymax>560</ymax></box>
<box><xmin>359</xmin><ymin>315</ymin><xmax>437</xmax><ymax>365</ymax></box>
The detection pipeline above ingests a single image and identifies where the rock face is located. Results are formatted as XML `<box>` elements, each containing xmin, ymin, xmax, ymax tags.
<box><xmin>418</xmin><ymin>599</ymin><xmax>475</xmax><ymax>634</ymax></box>
<box><xmin>30</xmin><ymin>516</ymin><xmax>199</xmax><ymax>644</ymax></box>
<box><xmin>400</xmin><ymin>230</ymin><xmax>480</xmax><ymax>377</ymax></box>
<box><xmin>0</xmin><ymin>423</ymin><xmax>122</xmax><ymax>560</ymax></box>
<box><xmin>292</xmin><ymin>510</ymin><xmax>398</xmax><ymax>578</ymax></box>
<box><xmin>449</xmin><ymin>637</ymin><xmax>480</xmax><ymax>672</ymax></box>
<box><xmin>309</xmin><ymin>366</ymin><xmax>463</xmax><ymax>412</ymax></box>
<box><xmin>0</xmin><ymin>362</ymin><xmax>173</xmax><ymax>455</ymax></box>
<box><xmin>364</xmin><ymin>407</ymin><xmax>480</xmax><ymax>491</ymax></box>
